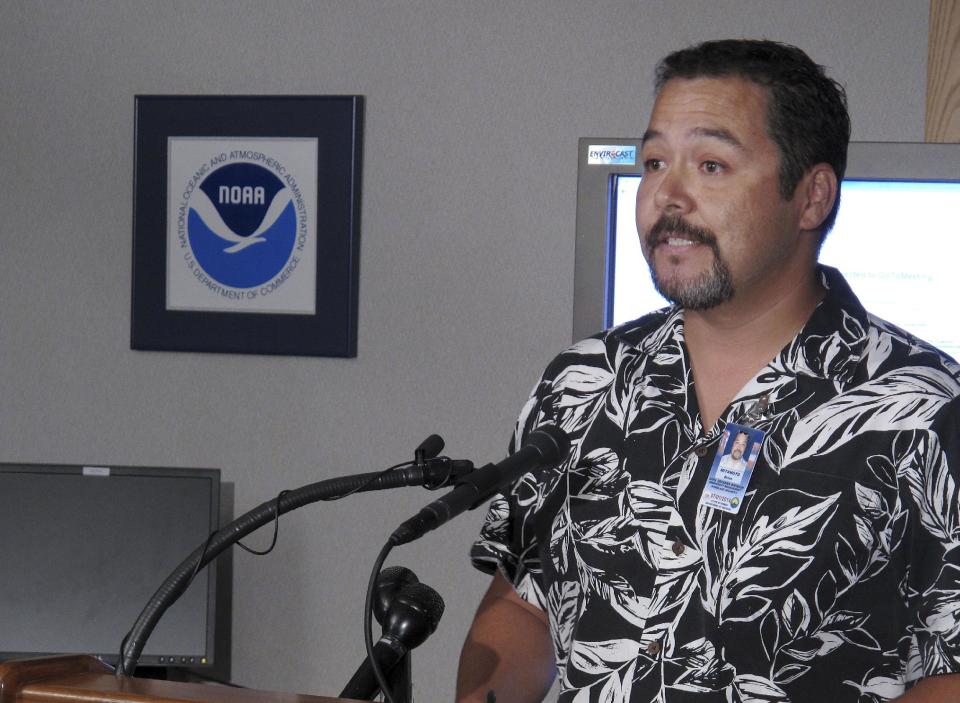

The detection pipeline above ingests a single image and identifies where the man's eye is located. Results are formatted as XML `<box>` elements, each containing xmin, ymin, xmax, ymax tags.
<box><xmin>702</xmin><ymin>160</ymin><xmax>724</xmax><ymax>174</ymax></box>
<box><xmin>644</xmin><ymin>159</ymin><xmax>664</xmax><ymax>172</ymax></box>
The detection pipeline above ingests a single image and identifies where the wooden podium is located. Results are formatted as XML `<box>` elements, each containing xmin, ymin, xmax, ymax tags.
<box><xmin>0</xmin><ymin>656</ymin><xmax>363</xmax><ymax>703</ymax></box>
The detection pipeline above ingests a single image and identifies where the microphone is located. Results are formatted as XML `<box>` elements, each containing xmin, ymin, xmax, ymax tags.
<box><xmin>391</xmin><ymin>433</ymin><xmax>472</xmax><ymax>490</ymax></box>
<box><xmin>373</xmin><ymin>566</ymin><xmax>419</xmax><ymax>625</ymax></box>
<box><xmin>390</xmin><ymin>425</ymin><xmax>570</xmax><ymax>545</ymax></box>
<box><xmin>414</xmin><ymin>435</ymin><xmax>444</xmax><ymax>465</ymax></box>
<box><xmin>340</xmin><ymin>582</ymin><xmax>445</xmax><ymax>701</ymax></box>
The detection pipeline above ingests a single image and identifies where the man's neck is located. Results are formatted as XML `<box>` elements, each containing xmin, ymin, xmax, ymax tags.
<box><xmin>683</xmin><ymin>265</ymin><xmax>825</xmax><ymax>430</ymax></box>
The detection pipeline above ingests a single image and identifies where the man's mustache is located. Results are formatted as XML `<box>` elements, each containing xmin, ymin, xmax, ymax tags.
<box><xmin>646</xmin><ymin>215</ymin><xmax>718</xmax><ymax>250</ymax></box>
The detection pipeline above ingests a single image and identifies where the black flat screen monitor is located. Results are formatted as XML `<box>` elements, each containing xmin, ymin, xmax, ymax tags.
<box><xmin>0</xmin><ymin>463</ymin><xmax>221</xmax><ymax>669</ymax></box>
<box><xmin>573</xmin><ymin>140</ymin><xmax>960</xmax><ymax>358</ymax></box>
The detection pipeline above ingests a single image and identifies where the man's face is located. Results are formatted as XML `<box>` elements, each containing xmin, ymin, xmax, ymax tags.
<box><xmin>635</xmin><ymin>76</ymin><xmax>813</xmax><ymax>310</ymax></box>
<box><xmin>731</xmin><ymin>433</ymin><xmax>748</xmax><ymax>460</ymax></box>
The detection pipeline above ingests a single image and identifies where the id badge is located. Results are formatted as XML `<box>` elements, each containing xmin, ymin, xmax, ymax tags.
<box><xmin>699</xmin><ymin>422</ymin><xmax>765</xmax><ymax>514</ymax></box>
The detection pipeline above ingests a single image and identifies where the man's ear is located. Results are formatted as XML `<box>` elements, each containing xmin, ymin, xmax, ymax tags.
<box><xmin>797</xmin><ymin>164</ymin><xmax>838</xmax><ymax>232</ymax></box>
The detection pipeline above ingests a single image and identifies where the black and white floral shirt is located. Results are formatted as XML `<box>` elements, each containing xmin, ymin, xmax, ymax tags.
<box><xmin>472</xmin><ymin>267</ymin><xmax>960</xmax><ymax>702</ymax></box>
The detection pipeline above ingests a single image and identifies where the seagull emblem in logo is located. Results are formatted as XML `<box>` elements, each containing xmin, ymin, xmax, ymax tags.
<box><xmin>190</xmin><ymin>188</ymin><xmax>292</xmax><ymax>253</ymax></box>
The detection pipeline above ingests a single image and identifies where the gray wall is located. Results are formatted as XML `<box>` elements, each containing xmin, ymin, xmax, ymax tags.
<box><xmin>0</xmin><ymin>2</ymin><xmax>929</xmax><ymax>700</ymax></box>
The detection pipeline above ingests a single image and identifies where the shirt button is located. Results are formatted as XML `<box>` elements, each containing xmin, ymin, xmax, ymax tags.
<box><xmin>671</xmin><ymin>540</ymin><xmax>685</xmax><ymax>556</ymax></box>
<box><xmin>646</xmin><ymin>640</ymin><xmax>661</xmax><ymax>656</ymax></box>
<box><xmin>695</xmin><ymin>446</ymin><xmax>708</xmax><ymax>457</ymax></box>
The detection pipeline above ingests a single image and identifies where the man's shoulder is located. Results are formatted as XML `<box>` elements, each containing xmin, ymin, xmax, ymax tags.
<box><xmin>860</xmin><ymin>309</ymin><xmax>960</xmax><ymax>383</ymax></box>
<box><xmin>840</xmin><ymin>310</ymin><xmax>960</xmax><ymax>431</ymax></box>
<box><xmin>514</xmin><ymin>308</ymin><xmax>679</xmax><ymax>435</ymax></box>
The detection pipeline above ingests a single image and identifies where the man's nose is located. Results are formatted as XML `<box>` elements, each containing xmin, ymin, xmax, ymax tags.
<box><xmin>653</xmin><ymin>166</ymin><xmax>693</xmax><ymax>214</ymax></box>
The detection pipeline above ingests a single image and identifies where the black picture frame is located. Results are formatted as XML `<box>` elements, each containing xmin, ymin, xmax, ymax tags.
<box><xmin>131</xmin><ymin>95</ymin><xmax>363</xmax><ymax>357</ymax></box>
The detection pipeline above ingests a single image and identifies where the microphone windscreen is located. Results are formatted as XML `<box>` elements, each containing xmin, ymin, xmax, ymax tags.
<box><xmin>415</xmin><ymin>434</ymin><xmax>445</xmax><ymax>461</ymax></box>
<box><xmin>374</xmin><ymin>566</ymin><xmax>419</xmax><ymax>625</ymax></box>
<box><xmin>526</xmin><ymin>425</ymin><xmax>571</xmax><ymax>465</ymax></box>
<box><xmin>385</xmin><ymin>582</ymin><xmax>445</xmax><ymax>648</ymax></box>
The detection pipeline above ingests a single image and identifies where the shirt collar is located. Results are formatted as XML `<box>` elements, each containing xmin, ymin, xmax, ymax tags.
<box><xmin>773</xmin><ymin>265</ymin><xmax>870</xmax><ymax>386</ymax></box>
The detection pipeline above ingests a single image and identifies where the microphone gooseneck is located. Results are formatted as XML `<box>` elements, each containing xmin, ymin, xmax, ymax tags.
<box><xmin>117</xmin><ymin>448</ymin><xmax>472</xmax><ymax>676</ymax></box>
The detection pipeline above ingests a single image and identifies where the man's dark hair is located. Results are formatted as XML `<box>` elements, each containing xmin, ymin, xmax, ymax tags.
<box><xmin>655</xmin><ymin>39</ymin><xmax>851</xmax><ymax>238</ymax></box>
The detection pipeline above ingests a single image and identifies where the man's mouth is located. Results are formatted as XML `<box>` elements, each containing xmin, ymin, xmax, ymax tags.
<box><xmin>663</xmin><ymin>235</ymin><xmax>697</xmax><ymax>247</ymax></box>
<box><xmin>646</xmin><ymin>216</ymin><xmax>717</xmax><ymax>252</ymax></box>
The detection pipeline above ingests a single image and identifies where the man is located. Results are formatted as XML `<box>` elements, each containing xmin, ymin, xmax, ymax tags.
<box><xmin>457</xmin><ymin>40</ymin><xmax>960</xmax><ymax>702</ymax></box>
<box><xmin>717</xmin><ymin>431</ymin><xmax>750</xmax><ymax>479</ymax></box>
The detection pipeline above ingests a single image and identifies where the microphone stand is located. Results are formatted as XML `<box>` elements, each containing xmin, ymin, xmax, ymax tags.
<box><xmin>343</xmin><ymin>578</ymin><xmax>444</xmax><ymax>703</ymax></box>
<box><xmin>339</xmin><ymin>625</ymin><xmax>412</xmax><ymax>703</ymax></box>
<box><xmin>117</xmin><ymin>457</ymin><xmax>470</xmax><ymax>677</ymax></box>
<box><xmin>392</xmin><ymin>655</ymin><xmax>412</xmax><ymax>703</ymax></box>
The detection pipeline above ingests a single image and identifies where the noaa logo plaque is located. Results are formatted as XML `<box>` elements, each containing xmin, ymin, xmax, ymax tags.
<box><xmin>132</xmin><ymin>94</ymin><xmax>362</xmax><ymax>356</ymax></box>
<box><xmin>166</xmin><ymin>137</ymin><xmax>318</xmax><ymax>314</ymax></box>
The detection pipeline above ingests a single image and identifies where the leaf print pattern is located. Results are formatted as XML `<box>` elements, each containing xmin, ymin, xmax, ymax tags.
<box><xmin>700</xmin><ymin>490</ymin><xmax>841</xmax><ymax>624</ymax></box>
<box><xmin>896</xmin><ymin>432</ymin><xmax>960</xmax><ymax>544</ymax></box>
<box><xmin>780</xmin><ymin>367</ymin><xmax>957</xmax><ymax>467</ymax></box>
<box><xmin>665</xmin><ymin>637</ymin><xmax>735</xmax><ymax>693</ymax></box>
<box><xmin>550</xmin><ymin>578</ymin><xmax>581</xmax><ymax>674</ymax></box>
<box><xmin>471</xmin><ymin>268</ymin><xmax>960</xmax><ymax>701</ymax></box>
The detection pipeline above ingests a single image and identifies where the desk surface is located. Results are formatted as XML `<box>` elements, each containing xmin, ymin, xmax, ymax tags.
<box><xmin>0</xmin><ymin>656</ymin><xmax>362</xmax><ymax>703</ymax></box>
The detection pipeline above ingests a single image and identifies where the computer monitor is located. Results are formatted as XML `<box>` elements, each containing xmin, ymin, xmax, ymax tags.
<box><xmin>0</xmin><ymin>463</ymin><xmax>224</xmax><ymax>671</ymax></box>
<box><xmin>573</xmin><ymin>140</ymin><xmax>960</xmax><ymax>359</ymax></box>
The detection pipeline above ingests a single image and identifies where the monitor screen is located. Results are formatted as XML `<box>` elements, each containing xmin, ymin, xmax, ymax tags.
<box><xmin>0</xmin><ymin>463</ymin><xmax>220</xmax><ymax>669</ymax></box>
<box><xmin>574</xmin><ymin>140</ymin><xmax>960</xmax><ymax>359</ymax></box>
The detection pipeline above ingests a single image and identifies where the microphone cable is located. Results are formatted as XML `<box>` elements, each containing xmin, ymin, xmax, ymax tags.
<box><xmin>364</xmin><ymin>541</ymin><xmax>400</xmax><ymax>703</ymax></box>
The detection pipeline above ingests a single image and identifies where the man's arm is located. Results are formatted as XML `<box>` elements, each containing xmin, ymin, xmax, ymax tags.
<box><xmin>895</xmin><ymin>673</ymin><xmax>960</xmax><ymax>702</ymax></box>
<box><xmin>456</xmin><ymin>570</ymin><xmax>556</xmax><ymax>703</ymax></box>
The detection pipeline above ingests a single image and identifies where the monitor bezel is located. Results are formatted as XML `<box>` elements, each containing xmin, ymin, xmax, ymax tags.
<box><xmin>573</xmin><ymin>140</ymin><xmax>960</xmax><ymax>341</ymax></box>
<box><xmin>0</xmin><ymin>462</ymin><xmax>221</xmax><ymax>670</ymax></box>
